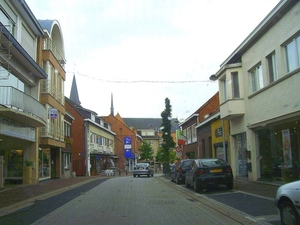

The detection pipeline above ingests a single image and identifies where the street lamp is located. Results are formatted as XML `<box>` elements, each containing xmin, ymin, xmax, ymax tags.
<box><xmin>209</xmin><ymin>74</ymin><xmax>217</xmax><ymax>81</ymax></box>
<box><xmin>209</xmin><ymin>74</ymin><xmax>227</xmax><ymax>161</ymax></box>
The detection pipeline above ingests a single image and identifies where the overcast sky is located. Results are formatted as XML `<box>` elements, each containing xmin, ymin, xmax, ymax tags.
<box><xmin>26</xmin><ymin>0</ymin><xmax>279</xmax><ymax>121</ymax></box>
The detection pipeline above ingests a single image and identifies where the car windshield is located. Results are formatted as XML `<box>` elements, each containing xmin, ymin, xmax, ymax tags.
<box><xmin>201</xmin><ymin>159</ymin><xmax>228</xmax><ymax>167</ymax></box>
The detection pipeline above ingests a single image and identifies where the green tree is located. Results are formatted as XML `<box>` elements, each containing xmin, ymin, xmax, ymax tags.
<box><xmin>139</xmin><ymin>140</ymin><xmax>154</xmax><ymax>162</ymax></box>
<box><xmin>160</xmin><ymin>98</ymin><xmax>176</xmax><ymax>173</ymax></box>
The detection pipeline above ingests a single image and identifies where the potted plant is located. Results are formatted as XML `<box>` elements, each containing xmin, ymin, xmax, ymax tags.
<box><xmin>23</xmin><ymin>159</ymin><xmax>33</xmax><ymax>184</ymax></box>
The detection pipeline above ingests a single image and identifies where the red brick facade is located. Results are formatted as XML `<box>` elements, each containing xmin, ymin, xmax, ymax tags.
<box><xmin>103</xmin><ymin>113</ymin><xmax>142</xmax><ymax>170</ymax></box>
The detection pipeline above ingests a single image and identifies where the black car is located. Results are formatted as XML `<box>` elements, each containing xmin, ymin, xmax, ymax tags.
<box><xmin>185</xmin><ymin>158</ymin><xmax>233</xmax><ymax>192</ymax></box>
<box><xmin>170</xmin><ymin>159</ymin><xmax>194</xmax><ymax>184</ymax></box>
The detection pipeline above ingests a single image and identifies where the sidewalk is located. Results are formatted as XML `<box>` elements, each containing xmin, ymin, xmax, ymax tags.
<box><xmin>0</xmin><ymin>173</ymin><xmax>280</xmax><ymax>216</ymax></box>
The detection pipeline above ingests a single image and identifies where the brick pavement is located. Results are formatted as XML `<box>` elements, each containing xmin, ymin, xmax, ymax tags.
<box><xmin>0</xmin><ymin>173</ymin><xmax>280</xmax><ymax>215</ymax></box>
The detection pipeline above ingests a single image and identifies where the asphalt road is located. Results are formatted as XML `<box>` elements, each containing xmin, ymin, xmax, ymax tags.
<box><xmin>0</xmin><ymin>175</ymin><xmax>281</xmax><ymax>225</ymax></box>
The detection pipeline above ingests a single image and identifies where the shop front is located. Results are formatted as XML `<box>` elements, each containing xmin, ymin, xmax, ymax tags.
<box><xmin>90</xmin><ymin>154</ymin><xmax>117</xmax><ymax>176</ymax></box>
<box><xmin>256</xmin><ymin>118</ymin><xmax>299</xmax><ymax>183</ymax></box>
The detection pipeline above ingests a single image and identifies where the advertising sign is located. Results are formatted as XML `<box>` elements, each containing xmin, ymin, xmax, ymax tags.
<box><xmin>124</xmin><ymin>136</ymin><xmax>135</xmax><ymax>158</ymax></box>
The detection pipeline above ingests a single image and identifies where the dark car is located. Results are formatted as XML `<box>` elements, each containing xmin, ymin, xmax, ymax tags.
<box><xmin>185</xmin><ymin>158</ymin><xmax>233</xmax><ymax>192</ymax></box>
<box><xmin>170</xmin><ymin>159</ymin><xmax>194</xmax><ymax>184</ymax></box>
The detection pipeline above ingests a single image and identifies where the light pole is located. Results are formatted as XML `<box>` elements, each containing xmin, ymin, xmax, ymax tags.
<box><xmin>209</xmin><ymin>74</ymin><xmax>227</xmax><ymax>161</ymax></box>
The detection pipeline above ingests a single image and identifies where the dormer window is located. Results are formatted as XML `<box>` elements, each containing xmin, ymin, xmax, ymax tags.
<box><xmin>91</xmin><ymin>113</ymin><xmax>95</xmax><ymax>121</ymax></box>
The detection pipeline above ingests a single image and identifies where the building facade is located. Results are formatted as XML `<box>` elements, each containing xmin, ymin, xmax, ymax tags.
<box><xmin>0</xmin><ymin>0</ymin><xmax>48</xmax><ymax>185</ymax></box>
<box><xmin>211</xmin><ymin>0</ymin><xmax>300</xmax><ymax>182</ymax></box>
<box><xmin>65</xmin><ymin>97</ymin><xmax>116</xmax><ymax>176</ymax></box>
<box><xmin>181</xmin><ymin>92</ymin><xmax>222</xmax><ymax>160</ymax></box>
<box><xmin>37</xmin><ymin>19</ymin><xmax>66</xmax><ymax>180</ymax></box>
<box><xmin>104</xmin><ymin>113</ymin><xmax>142</xmax><ymax>172</ymax></box>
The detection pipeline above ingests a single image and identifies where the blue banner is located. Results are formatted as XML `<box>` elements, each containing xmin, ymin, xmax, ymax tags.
<box><xmin>124</xmin><ymin>136</ymin><xmax>135</xmax><ymax>158</ymax></box>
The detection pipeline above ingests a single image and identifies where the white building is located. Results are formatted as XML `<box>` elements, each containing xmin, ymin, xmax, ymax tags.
<box><xmin>0</xmin><ymin>0</ymin><xmax>47</xmax><ymax>185</ymax></box>
<box><xmin>211</xmin><ymin>0</ymin><xmax>300</xmax><ymax>183</ymax></box>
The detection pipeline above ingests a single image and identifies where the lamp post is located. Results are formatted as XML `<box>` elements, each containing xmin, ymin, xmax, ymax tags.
<box><xmin>209</xmin><ymin>74</ymin><xmax>227</xmax><ymax>161</ymax></box>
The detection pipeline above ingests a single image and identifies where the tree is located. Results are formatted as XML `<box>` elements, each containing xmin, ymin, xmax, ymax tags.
<box><xmin>160</xmin><ymin>98</ymin><xmax>176</xmax><ymax>173</ymax></box>
<box><xmin>139</xmin><ymin>140</ymin><xmax>154</xmax><ymax>162</ymax></box>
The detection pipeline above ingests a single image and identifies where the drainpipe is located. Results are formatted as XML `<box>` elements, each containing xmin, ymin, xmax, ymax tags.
<box><xmin>222</xmin><ymin>119</ymin><xmax>227</xmax><ymax>161</ymax></box>
<box><xmin>84</xmin><ymin>121</ymin><xmax>90</xmax><ymax>176</ymax></box>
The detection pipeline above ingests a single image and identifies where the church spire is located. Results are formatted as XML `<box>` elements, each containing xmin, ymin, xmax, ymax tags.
<box><xmin>70</xmin><ymin>74</ymin><xmax>81</xmax><ymax>105</ymax></box>
<box><xmin>110</xmin><ymin>92</ymin><xmax>114</xmax><ymax>116</ymax></box>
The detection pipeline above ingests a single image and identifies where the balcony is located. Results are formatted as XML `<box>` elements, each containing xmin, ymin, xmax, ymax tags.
<box><xmin>0</xmin><ymin>86</ymin><xmax>46</xmax><ymax>127</ymax></box>
<box><xmin>220</xmin><ymin>98</ymin><xmax>245</xmax><ymax>120</ymax></box>
<box><xmin>43</xmin><ymin>38</ymin><xmax>66</xmax><ymax>68</ymax></box>
<box><xmin>41</xmin><ymin>80</ymin><xmax>65</xmax><ymax>105</ymax></box>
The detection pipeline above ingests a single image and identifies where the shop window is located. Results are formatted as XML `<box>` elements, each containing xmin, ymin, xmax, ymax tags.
<box><xmin>256</xmin><ymin>119</ymin><xmax>300</xmax><ymax>182</ymax></box>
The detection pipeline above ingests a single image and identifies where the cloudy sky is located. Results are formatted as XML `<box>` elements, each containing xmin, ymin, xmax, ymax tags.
<box><xmin>26</xmin><ymin>0</ymin><xmax>279</xmax><ymax>121</ymax></box>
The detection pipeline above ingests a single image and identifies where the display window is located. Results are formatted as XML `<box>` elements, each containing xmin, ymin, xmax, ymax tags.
<box><xmin>256</xmin><ymin>119</ymin><xmax>299</xmax><ymax>182</ymax></box>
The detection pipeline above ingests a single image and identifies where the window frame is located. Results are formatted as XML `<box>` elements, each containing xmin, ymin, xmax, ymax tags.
<box><xmin>231</xmin><ymin>72</ymin><xmax>240</xmax><ymax>98</ymax></box>
<box><xmin>285</xmin><ymin>35</ymin><xmax>300</xmax><ymax>73</ymax></box>
<box><xmin>250</xmin><ymin>63</ymin><xmax>264</xmax><ymax>93</ymax></box>
<box><xmin>266</xmin><ymin>52</ymin><xmax>278</xmax><ymax>84</ymax></box>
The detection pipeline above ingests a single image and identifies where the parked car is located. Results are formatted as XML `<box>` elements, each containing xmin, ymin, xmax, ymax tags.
<box><xmin>170</xmin><ymin>159</ymin><xmax>194</xmax><ymax>184</ymax></box>
<box><xmin>185</xmin><ymin>158</ymin><xmax>233</xmax><ymax>192</ymax></box>
<box><xmin>133</xmin><ymin>163</ymin><xmax>154</xmax><ymax>177</ymax></box>
<box><xmin>275</xmin><ymin>180</ymin><xmax>300</xmax><ymax>225</ymax></box>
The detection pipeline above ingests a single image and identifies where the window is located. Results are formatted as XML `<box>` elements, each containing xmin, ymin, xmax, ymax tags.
<box><xmin>232</xmin><ymin>72</ymin><xmax>240</xmax><ymax>98</ymax></box>
<box><xmin>250</xmin><ymin>64</ymin><xmax>263</xmax><ymax>93</ymax></box>
<box><xmin>64</xmin><ymin>121</ymin><xmax>71</xmax><ymax>137</ymax></box>
<box><xmin>64</xmin><ymin>153</ymin><xmax>71</xmax><ymax>169</ymax></box>
<box><xmin>285</xmin><ymin>35</ymin><xmax>300</xmax><ymax>72</ymax></box>
<box><xmin>147</xmin><ymin>140</ymin><xmax>154</xmax><ymax>145</ymax></box>
<box><xmin>191</xmin><ymin>124</ymin><xmax>196</xmax><ymax>142</ymax></box>
<box><xmin>0</xmin><ymin>9</ymin><xmax>15</xmax><ymax>35</ymax></box>
<box><xmin>221</xmin><ymin>77</ymin><xmax>227</xmax><ymax>102</ymax></box>
<box><xmin>267</xmin><ymin>52</ymin><xmax>278</xmax><ymax>83</ymax></box>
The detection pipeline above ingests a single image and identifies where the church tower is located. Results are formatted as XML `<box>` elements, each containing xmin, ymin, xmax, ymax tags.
<box><xmin>70</xmin><ymin>74</ymin><xmax>81</xmax><ymax>105</ymax></box>
<box><xmin>110</xmin><ymin>92</ymin><xmax>114</xmax><ymax>116</ymax></box>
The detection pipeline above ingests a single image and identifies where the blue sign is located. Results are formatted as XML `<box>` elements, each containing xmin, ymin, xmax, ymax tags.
<box><xmin>124</xmin><ymin>136</ymin><xmax>135</xmax><ymax>158</ymax></box>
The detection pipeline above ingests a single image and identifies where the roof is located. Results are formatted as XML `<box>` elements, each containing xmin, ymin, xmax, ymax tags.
<box><xmin>123</xmin><ymin>118</ymin><xmax>178</xmax><ymax>132</ymax></box>
<box><xmin>65</xmin><ymin>97</ymin><xmax>95</xmax><ymax>119</ymax></box>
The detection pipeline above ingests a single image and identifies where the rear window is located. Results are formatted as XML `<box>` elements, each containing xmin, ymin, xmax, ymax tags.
<box><xmin>136</xmin><ymin>163</ymin><xmax>148</xmax><ymax>167</ymax></box>
<box><xmin>182</xmin><ymin>160</ymin><xmax>193</xmax><ymax>167</ymax></box>
<box><xmin>201</xmin><ymin>159</ymin><xmax>228</xmax><ymax>167</ymax></box>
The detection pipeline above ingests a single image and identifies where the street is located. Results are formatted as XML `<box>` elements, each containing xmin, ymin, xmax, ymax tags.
<box><xmin>0</xmin><ymin>175</ymin><xmax>280</xmax><ymax>225</ymax></box>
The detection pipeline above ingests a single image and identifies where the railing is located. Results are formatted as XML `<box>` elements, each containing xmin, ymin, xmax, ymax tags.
<box><xmin>0</xmin><ymin>86</ymin><xmax>46</xmax><ymax>123</ymax></box>
<box><xmin>41</xmin><ymin>124</ymin><xmax>64</xmax><ymax>141</ymax></box>
<box><xmin>43</xmin><ymin>38</ymin><xmax>66</xmax><ymax>68</ymax></box>
<box><xmin>41</xmin><ymin>80</ymin><xmax>65</xmax><ymax>105</ymax></box>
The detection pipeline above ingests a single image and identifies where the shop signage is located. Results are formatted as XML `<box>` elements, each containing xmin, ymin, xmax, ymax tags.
<box><xmin>215</xmin><ymin>127</ymin><xmax>223</xmax><ymax>137</ymax></box>
<box><xmin>124</xmin><ymin>136</ymin><xmax>135</xmax><ymax>158</ymax></box>
<box><xmin>49</xmin><ymin>108</ymin><xmax>58</xmax><ymax>119</ymax></box>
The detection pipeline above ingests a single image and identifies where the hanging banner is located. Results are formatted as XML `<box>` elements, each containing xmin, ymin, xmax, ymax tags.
<box><xmin>124</xmin><ymin>136</ymin><xmax>134</xmax><ymax>158</ymax></box>
<box><xmin>282</xmin><ymin>129</ymin><xmax>292</xmax><ymax>167</ymax></box>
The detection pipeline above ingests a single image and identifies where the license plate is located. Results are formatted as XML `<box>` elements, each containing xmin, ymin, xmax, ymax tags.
<box><xmin>139</xmin><ymin>168</ymin><xmax>144</xmax><ymax>170</ymax></box>
<box><xmin>210</xmin><ymin>169</ymin><xmax>222</xmax><ymax>173</ymax></box>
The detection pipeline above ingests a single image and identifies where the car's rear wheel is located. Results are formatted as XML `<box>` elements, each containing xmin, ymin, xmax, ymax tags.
<box><xmin>193</xmin><ymin>180</ymin><xmax>200</xmax><ymax>192</ymax></box>
<box><xmin>280</xmin><ymin>200</ymin><xmax>299</xmax><ymax>225</ymax></box>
